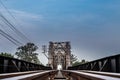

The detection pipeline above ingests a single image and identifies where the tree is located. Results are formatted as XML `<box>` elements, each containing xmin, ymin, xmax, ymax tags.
<box><xmin>72</xmin><ymin>59</ymin><xmax>88</xmax><ymax>66</ymax></box>
<box><xmin>79</xmin><ymin>59</ymin><xmax>88</xmax><ymax>64</ymax></box>
<box><xmin>0</xmin><ymin>52</ymin><xmax>14</xmax><ymax>58</ymax></box>
<box><xmin>15</xmin><ymin>43</ymin><xmax>40</xmax><ymax>64</ymax></box>
<box><xmin>72</xmin><ymin>61</ymin><xmax>80</xmax><ymax>66</ymax></box>
<box><xmin>71</xmin><ymin>54</ymin><xmax>78</xmax><ymax>64</ymax></box>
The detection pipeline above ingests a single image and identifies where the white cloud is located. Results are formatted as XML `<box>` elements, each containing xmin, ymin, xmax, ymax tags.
<box><xmin>0</xmin><ymin>8</ymin><xmax>43</xmax><ymax>52</ymax></box>
<box><xmin>10</xmin><ymin>9</ymin><xmax>43</xmax><ymax>21</ymax></box>
<box><xmin>0</xmin><ymin>5</ymin><xmax>120</xmax><ymax>65</ymax></box>
<box><xmin>0</xmin><ymin>8</ymin><xmax>43</xmax><ymax>20</ymax></box>
<box><xmin>0</xmin><ymin>8</ymin><xmax>43</xmax><ymax>28</ymax></box>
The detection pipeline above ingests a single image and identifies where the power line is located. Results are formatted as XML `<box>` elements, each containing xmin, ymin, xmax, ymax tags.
<box><xmin>0</xmin><ymin>0</ymin><xmax>31</xmax><ymax>42</ymax></box>
<box><xmin>0</xmin><ymin>13</ymin><xmax>25</xmax><ymax>44</ymax></box>
<box><xmin>0</xmin><ymin>29</ymin><xmax>23</xmax><ymax>46</ymax></box>
<box><xmin>0</xmin><ymin>0</ymin><xmax>16</xmax><ymax>20</ymax></box>
<box><xmin>0</xmin><ymin>12</ymin><xmax>30</xmax><ymax>45</ymax></box>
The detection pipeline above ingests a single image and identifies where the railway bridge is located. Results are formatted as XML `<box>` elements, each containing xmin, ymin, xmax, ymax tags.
<box><xmin>0</xmin><ymin>42</ymin><xmax>120</xmax><ymax>80</ymax></box>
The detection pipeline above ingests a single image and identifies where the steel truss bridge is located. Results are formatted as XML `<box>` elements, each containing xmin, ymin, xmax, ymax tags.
<box><xmin>0</xmin><ymin>54</ymin><xmax>120</xmax><ymax>80</ymax></box>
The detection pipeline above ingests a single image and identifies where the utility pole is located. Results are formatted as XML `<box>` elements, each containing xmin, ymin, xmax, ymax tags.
<box><xmin>42</xmin><ymin>45</ymin><xmax>48</xmax><ymax>59</ymax></box>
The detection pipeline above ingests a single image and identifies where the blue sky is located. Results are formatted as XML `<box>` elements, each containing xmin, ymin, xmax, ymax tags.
<box><xmin>0</xmin><ymin>0</ymin><xmax>120</xmax><ymax>65</ymax></box>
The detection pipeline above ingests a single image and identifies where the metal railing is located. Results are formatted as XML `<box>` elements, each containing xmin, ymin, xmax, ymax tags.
<box><xmin>68</xmin><ymin>54</ymin><xmax>120</xmax><ymax>73</ymax></box>
<box><xmin>0</xmin><ymin>55</ymin><xmax>51</xmax><ymax>73</ymax></box>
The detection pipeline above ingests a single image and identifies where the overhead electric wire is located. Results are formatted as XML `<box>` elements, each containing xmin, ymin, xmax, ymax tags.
<box><xmin>0</xmin><ymin>18</ymin><xmax>23</xmax><ymax>46</ymax></box>
<box><xmin>0</xmin><ymin>13</ymin><xmax>25</xmax><ymax>44</ymax></box>
<box><xmin>0</xmin><ymin>12</ymin><xmax>30</xmax><ymax>45</ymax></box>
<box><xmin>0</xmin><ymin>10</ymin><xmax>25</xmax><ymax>45</ymax></box>
<box><xmin>0</xmin><ymin>29</ymin><xmax>23</xmax><ymax>46</ymax></box>
<box><xmin>0</xmin><ymin>0</ymin><xmax>31</xmax><ymax>42</ymax></box>
<box><xmin>0</xmin><ymin>0</ymin><xmax>16</xmax><ymax>20</ymax></box>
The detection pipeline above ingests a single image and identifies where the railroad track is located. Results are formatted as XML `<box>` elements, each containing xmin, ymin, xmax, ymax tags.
<box><xmin>0</xmin><ymin>70</ymin><xmax>120</xmax><ymax>80</ymax></box>
<box><xmin>62</xmin><ymin>70</ymin><xmax>120</xmax><ymax>80</ymax></box>
<box><xmin>0</xmin><ymin>70</ymin><xmax>57</xmax><ymax>80</ymax></box>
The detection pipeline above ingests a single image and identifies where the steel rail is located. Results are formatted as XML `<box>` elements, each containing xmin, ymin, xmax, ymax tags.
<box><xmin>0</xmin><ymin>70</ymin><xmax>57</xmax><ymax>80</ymax></box>
<box><xmin>62</xmin><ymin>70</ymin><xmax>120</xmax><ymax>80</ymax></box>
<box><xmin>0</xmin><ymin>70</ymin><xmax>120</xmax><ymax>80</ymax></box>
<box><xmin>0</xmin><ymin>70</ymin><xmax>43</xmax><ymax>79</ymax></box>
<box><xmin>80</xmin><ymin>70</ymin><xmax>120</xmax><ymax>78</ymax></box>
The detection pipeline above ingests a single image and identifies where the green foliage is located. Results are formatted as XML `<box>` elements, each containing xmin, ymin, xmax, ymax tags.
<box><xmin>72</xmin><ymin>61</ymin><xmax>81</xmax><ymax>66</ymax></box>
<box><xmin>15</xmin><ymin>43</ymin><xmax>40</xmax><ymax>64</ymax></box>
<box><xmin>0</xmin><ymin>52</ymin><xmax>14</xmax><ymax>58</ymax></box>
<box><xmin>72</xmin><ymin>59</ymin><xmax>88</xmax><ymax>66</ymax></box>
<box><xmin>71</xmin><ymin>54</ymin><xmax>78</xmax><ymax>64</ymax></box>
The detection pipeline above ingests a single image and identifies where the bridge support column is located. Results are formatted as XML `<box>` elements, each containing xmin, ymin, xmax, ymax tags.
<box><xmin>0</xmin><ymin>58</ymin><xmax>4</xmax><ymax>73</ymax></box>
<box><xmin>116</xmin><ymin>56</ymin><xmax>120</xmax><ymax>73</ymax></box>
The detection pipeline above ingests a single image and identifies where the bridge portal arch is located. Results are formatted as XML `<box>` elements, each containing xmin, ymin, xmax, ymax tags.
<box><xmin>48</xmin><ymin>41</ymin><xmax>71</xmax><ymax>70</ymax></box>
